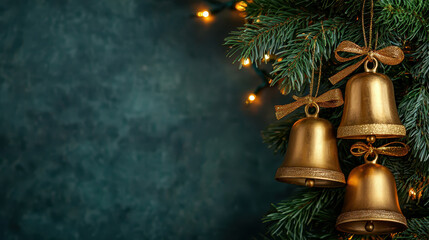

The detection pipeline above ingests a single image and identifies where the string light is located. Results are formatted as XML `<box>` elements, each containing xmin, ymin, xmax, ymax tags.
<box><xmin>408</xmin><ymin>179</ymin><xmax>428</xmax><ymax>201</ymax></box>
<box><xmin>248</xmin><ymin>94</ymin><xmax>256</xmax><ymax>101</ymax></box>
<box><xmin>409</xmin><ymin>187</ymin><xmax>417</xmax><ymax>200</ymax></box>
<box><xmin>264</xmin><ymin>54</ymin><xmax>270</xmax><ymax>61</ymax></box>
<box><xmin>246</xmin><ymin>93</ymin><xmax>256</xmax><ymax>104</ymax></box>
<box><xmin>277</xmin><ymin>57</ymin><xmax>283</xmax><ymax>62</ymax></box>
<box><xmin>193</xmin><ymin>1</ymin><xmax>273</xmax><ymax>106</ymax></box>
<box><xmin>242</xmin><ymin>58</ymin><xmax>251</xmax><ymax>66</ymax></box>
<box><xmin>235</xmin><ymin>1</ymin><xmax>247</xmax><ymax>11</ymax></box>
<box><xmin>197</xmin><ymin>10</ymin><xmax>210</xmax><ymax>18</ymax></box>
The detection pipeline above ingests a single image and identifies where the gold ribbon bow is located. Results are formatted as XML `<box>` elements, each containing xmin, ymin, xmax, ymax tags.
<box><xmin>274</xmin><ymin>88</ymin><xmax>344</xmax><ymax>120</ymax></box>
<box><xmin>350</xmin><ymin>141</ymin><xmax>410</xmax><ymax>160</ymax></box>
<box><xmin>328</xmin><ymin>41</ymin><xmax>404</xmax><ymax>85</ymax></box>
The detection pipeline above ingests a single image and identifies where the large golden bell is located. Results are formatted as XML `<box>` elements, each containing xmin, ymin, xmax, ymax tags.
<box><xmin>337</xmin><ymin>60</ymin><xmax>406</xmax><ymax>139</ymax></box>
<box><xmin>336</xmin><ymin>160</ymin><xmax>407</xmax><ymax>234</ymax></box>
<box><xmin>275</xmin><ymin>103</ymin><xmax>346</xmax><ymax>188</ymax></box>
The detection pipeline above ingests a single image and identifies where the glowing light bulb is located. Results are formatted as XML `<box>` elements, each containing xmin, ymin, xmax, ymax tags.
<box><xmin>235</xmin><ymin>1</ymin><xmax>247</xmax><ymax>11</ymax></box>
<box><xmin>409</xmin><ymin>188</ymin><xmax>417</xmax><ymax>199</ymax></box>
<box><xmin>264</xmin><ymin>54</ymin><xmax>270</xmax><ymax>61</ymax></box>
<box><xmin>246</xmin><ymin>93</ymin><xmax>256</xmax><ymax>104</ymax></box>
<box><xmin>197</xmin><ymin>10</ymin><xmax>210</xmax><ymax>18</ymax></box>
<box><xmin>242</xmin><ymin>58</ymin><xmax>251</xmax><ymax>66</ymax></box>
<box><xmin>277</xmin><ymin>57</ymin><xmax>283</xmax><ymax>62</ymax></box>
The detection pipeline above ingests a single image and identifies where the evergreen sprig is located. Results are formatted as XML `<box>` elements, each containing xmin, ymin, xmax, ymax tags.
<box><xmin>263</xmin><ymin>189</ymin><xmax>343</xmax><ymax>240</ymax></box>
<box><xmin>395</xmin><ymin>217</ymin><xmax>429</xmax><ymax>239</ymax></box>
<box><xmin>271</xmin><ymin>18</ymin><xmax>349</xmax><ymax>93</ymax></box>
<box><xmin>411</xmin><ymin>42</ymin><xmax>429</xmax><ymax>80</ymax></box>
<box><xmin>377</xmin><ymin>0</ymin><xmax>429</xmax><ymax>42</ymax></box>
<box><xmin>225</xmin><ymin>9</ymin><xmax>312</xmax><ymax>66</ymax></box>
<box><xmin>399</xmin><ymin>85</ymin><xmax>429</xmax><ymax>164</ymax></box>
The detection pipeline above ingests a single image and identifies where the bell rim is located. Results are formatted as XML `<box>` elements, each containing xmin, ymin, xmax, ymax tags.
<box><xmin>336</xmin><ymin>209</ymin><xmax>407</xmax><ymax>234</ymax></box>
<box><xmin>337</xmin><ymin>123</ymin><xmax>406</xmax><ymax>139</ymax></box>
<box><xmin>275</xmin><ymin>166</ymin><xmax>346</xmax><ymax>188</ymax></box>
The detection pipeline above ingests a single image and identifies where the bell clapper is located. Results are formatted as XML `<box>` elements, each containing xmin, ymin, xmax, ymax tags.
<box><xmin>365</xmin><ymin>221</ymin><xmax>374</xmax><ymax>232</ymax></box>
<box><xmin>366</xmin><ymin>135</ymin><xmax>376</xmax><ymax>144</ymax></box>
<box><xmin>305</xmin><ymin>179</ymin><xmax>315</xmax><ymax>187</ymax></box>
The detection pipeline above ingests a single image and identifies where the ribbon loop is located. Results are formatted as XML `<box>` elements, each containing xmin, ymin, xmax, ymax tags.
<box><xmin>274</xmin><ymin>88</ymin><xmax>343</xmax><ymax>120</ymax></box>
<box><xmin>350</xmin><ymin>141</ymin><xmax>410</xmax><ymax>161</ymax></box>
<box><xmin>329</xmin><ymin>41</ymin><xmax>404</xmax><ymax>85</ymax></box>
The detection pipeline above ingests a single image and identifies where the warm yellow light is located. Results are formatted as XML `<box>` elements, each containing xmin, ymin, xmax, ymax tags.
<box><xmin>409</xmin><ymin>188</ymin><xmax>417</xmax><ymax>199</ymax></box>
<box><xmin>197</xmin><ymin>10</ymin><xmax>210</xmax><ymax>18</ymax></box>
<box><xmin>277</xmin><ymin>57</ymin><xmax>283</xmax><ymax>62</ymax></box>
<box><xmin>235</xmin><ymin>1</ymin><xmax>247</xmax><ymax>11</ymax></box>
<box><xmin>242</xmin><ymin>58</ymin><xmax>251</xmax><ymax>66</ymax></box>
<box><xmin>245</xmin><ymin>93</ymin><xmax>256</xmax><ymax>104</ymax></box>
<box><xmin>264</xmin><ymin>54</ymin><xmax>270</xmax><ymax>60</ymax></box>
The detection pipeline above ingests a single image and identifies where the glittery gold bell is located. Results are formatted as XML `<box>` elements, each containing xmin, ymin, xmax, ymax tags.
<box><xmin>275</xmin><ymin>103</ymin><xmax>346</xmax><ymax>188</ymax></box>
<box><xmin>336</xmin><ymin>154</ymin><xmax>407</xmax><ymax>234</ymax></box>
<box><xmin>337</xmin><ymin>59</ymin><xmax>406</xmax><ymax>139</ymax></box>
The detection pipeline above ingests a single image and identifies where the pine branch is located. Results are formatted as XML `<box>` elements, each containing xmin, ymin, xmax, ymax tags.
<box><xmin>394</xmin><ymin>217</ymin><xmax>429</xmax><ymax>239</ymax></box>
<box><xmin>244</xmin><ymin>0</ymin><xmax>294</xmax><ymax>17</ymax></box>
<box><xmin>383</xmin><ymin>156</ymin><xmax>429</xmax><ymax>216</ymax></box>
<box><xmin>411</xmin><ymin>42</ymin><xmax>429</xmax><ymax>81</ymax></box>
<box><xmin>271</xmin><ymin>19</ymin><xmax>349</xmax><ymax>93</ymax></box>
<box><xmin>398</xmin><ymin>85</ymin><xmax>429</xmax><ymax>164</ymax></box>
<box><xmin>245</xmin><ymin>0</ymin><xmax>364</xmax><ymax>19</ymax></box>
<box><xmin>263</xmin><ymin>189</ymin><xmax>343</xmax><ymax>240</ymax></box>
<box><xmin>377</xmin><ymin>0</ymin><xmax>429</xmax><ymax>42</ymax></box>
<box><xmin>225</xmin><ymin>10</ymin><xmax>312</xmax><ymax>65</ymax></box>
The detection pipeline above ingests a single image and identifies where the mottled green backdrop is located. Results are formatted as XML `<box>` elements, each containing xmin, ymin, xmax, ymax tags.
<box><xmin>0</xmin><ymin>0</ymin><xmax>293</xmax><ymax>239</ymax></box>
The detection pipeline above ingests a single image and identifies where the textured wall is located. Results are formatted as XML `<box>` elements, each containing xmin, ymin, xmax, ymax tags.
<box><xmin>0</xmin><ymin>0</ymin><xmax>292</xmax><ymax>239</ymax></box>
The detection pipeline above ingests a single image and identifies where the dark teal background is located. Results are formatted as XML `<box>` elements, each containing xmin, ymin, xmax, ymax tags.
<box><xmin>0</xmin><ymin>0</ymin><xmax>293</xmax><ymax>239</ymax></box>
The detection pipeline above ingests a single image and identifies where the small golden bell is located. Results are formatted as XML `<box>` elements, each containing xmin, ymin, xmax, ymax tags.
<box><xmin>275</xmin><ymin>103</ymin><xmax>346</xmax><ymax>188</ymax></box>
<box><xmin>337</xmin><ymin>60</ymin><xmax>406</xmax><ymax>139</ymax></box>
<box><xmin>336</xmin><ymin>160</ymin><xmax>407</xmax><ymax>234</ymax></box>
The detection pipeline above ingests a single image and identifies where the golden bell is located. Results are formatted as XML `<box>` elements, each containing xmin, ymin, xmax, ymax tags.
<box><xmin>336</xmin><ymin>156</ymin><xmax>407</xmax><ymax>234</ymax></box>
<box><xmin>275</xmin><ymin>103</ymin><xmax>346</xmax><ymax>188</ymax></box>
<box><xmin>337</xmin><ymin>60</ymin><xmax>406</xmax><ymax>139</ymax></box>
